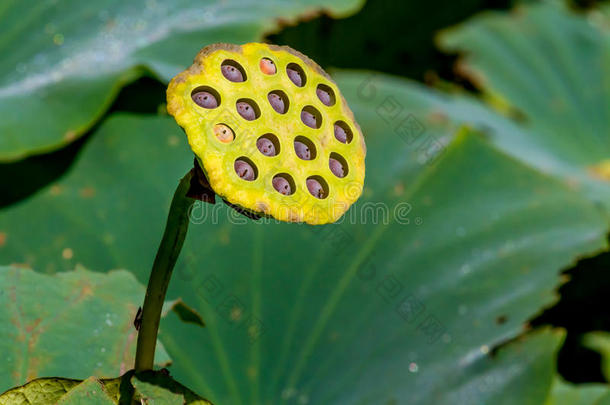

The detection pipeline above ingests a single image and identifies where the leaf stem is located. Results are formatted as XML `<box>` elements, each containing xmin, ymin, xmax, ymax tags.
<box><xmin>134</xmin><ymin>169</ymin><xmax>194</xmax><ymax>371</ymax></box>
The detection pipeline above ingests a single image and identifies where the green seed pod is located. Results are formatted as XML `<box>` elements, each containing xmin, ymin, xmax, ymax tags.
<box><xmin>167</xmin><ymin>43</ymin><xmax>366</xmax><ymax>224</ymax></box>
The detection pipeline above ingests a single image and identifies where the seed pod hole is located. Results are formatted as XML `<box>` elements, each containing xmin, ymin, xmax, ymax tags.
<box><xmin>236</xmin><ymin>99</ymin><xmax>260</xmax><ymax>121</ymax></box>
<box><xmin>294</xmin><ymin>136</ymin><xmax>316</xmax><ymax>160</ymax></box>
<box><xmin>260</xmin><ymin>58</ymin><xmax>276</xmax><ymax>75</ymax></box>
<box><xmin>306</xmin><ymin>176</ymin><xmax>329</xmax><ymax>199</ymax></box>
<box><xmin>234</xmin><ymin>157</ymin><xmax>258</xmax><ymax>181</ymax></box>
<box><xmin>301</xmin><ymin>106</ymin><xmax>322</xmax><ymax>129</ymax></box>
<box><xmin>272</xmin><ymin>173</ymin><xmax>295</xmax><ymax>196</ymax></box>
<box><xmin>221</xmin><ymin>60</ymin><xmax>246</xmax><ymax>82</ymax></box>
<box><xmin>286</xmin><ymin>63</ymin><xmax>306</xmax><ymax>87</ymax></box>
<box><xmin>191</xmin><ymin>86</ymin><xmax>220</xmax><ymax>109</ymax></box>
<box><xmin>257</xmin><ymin>133</ymin><xmax>280</xmax><ymax>157</ymax></box>
<box><xmin>267</xmin><ymin>90</ymin><xmax>289</xmax><ymax>114</ymax></box>
<box><xmin>316</xmin><ymin>84</ymin><xmax>336</xmax><ymax>106</ymax></box>
<box><xmin>329</xmin><ymin>153</ymin><xmax>348</xmax><ymax>178</ymax></box>
<box><xmin>213</xmin><ymin>123</ymin><xmax>235</xmax><ymax>143</ymax></box>
<box><xmin>334</xmin><ymin>120</ymin><xmax>353</xmax><ymax>144</ymax></box>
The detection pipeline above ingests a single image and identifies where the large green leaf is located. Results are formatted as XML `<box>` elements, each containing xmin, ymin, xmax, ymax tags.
<box><xmin>0</xmin><ymin>0</ymin><xmax>362</xmax><ymax>162</ymax></box>
<box><xmin>0</xmin><ymin>265</ymin><xmax>173</xmax><ymax>393</ymax></box>
<box><xmin>437</xmin><ymin>0</ymin><xmax>610</xmax><ymax>211</ymax></box>
<box><xmin>0</xmin><ymin>371</ymin><xmax>212</xmax><ymax>404</ymax></box>
<box><xmin>333</xmin><ymin>1</ymin><xmax>610</xmax><ymax>215</ymax></box>
<box><xmin>545</xmin><ymin>378</ymin><xmax>610</xmax><ymax>405</ymax></box>
<box><xmin>0</xmin><ymin>112</ymin><xmax>607</xmax><ymax>403</ymax></box>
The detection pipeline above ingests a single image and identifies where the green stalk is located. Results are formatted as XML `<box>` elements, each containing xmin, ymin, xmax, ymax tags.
<box><xmin>134</xmin><ymin>170</ymin><xmax>194</xmax><ymax>372</ymax></box>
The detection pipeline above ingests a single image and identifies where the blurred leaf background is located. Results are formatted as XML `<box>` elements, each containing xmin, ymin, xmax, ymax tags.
<box><xmin>0</xmin><ymin>0</ymin><xmax>610</xmax><ymax>404</ymax></box>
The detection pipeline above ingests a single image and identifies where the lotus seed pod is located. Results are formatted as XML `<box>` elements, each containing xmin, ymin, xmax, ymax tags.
<box><xmin>272</xmin><ymin>176</ymin><xmax>292</xmax><ymax>195</ymax></box>
<box><xmin>167</xmin><ymin>43</ymin><xmax>366</xmax><ymax>224</ymax></box>
<box><xmin>192</xmin><ymin>91</ymin><xmax>218</xmax><ymax>109</ymax></box>
<box><xmin>268</xmin><ymin>92</ymin><xmax>286</xmax><ymax>114</ymax></box>
<box><xmin>234</xmin><ymin>159</ymin><xmax>255</xmax><ymax>181</ymax></box>
<box><xmin>260</xmin><ymin>58</ymin><xmax>276</xmax><ymax>75</ymax></box>
<box><xmin>329</xmin><ymin>157</ymin><xmax>345</xmax><ymax>178</ymax></box>
<box><xmin>221</xmin><ymin>64</ymin><xmax>244</xmax><ymax>82</ymax></box>
<box><xmin>257</xmin><ymin>137</ymin><xmax>276</xmax><ymax>156</ymax></box>
<box><xmin>307</xmin><ymin>178</ymin><xmax>325</xmax><ymax>199</ymax></box>
<box><xmin>214</xmin><ymin>124</ymin><xmax>234</xmax><ymax>143</ymax></box>
<box><xmin>294</xmin><ymin>140</ymin><xmax>311</xmax><ymax>160</ymax></box>
<box><xmin>237</xmin><ymin>101</ymin><xmax>257</xmax><ymax>121</ymax></box>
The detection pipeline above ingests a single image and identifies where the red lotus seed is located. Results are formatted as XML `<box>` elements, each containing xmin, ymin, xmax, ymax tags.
<box><xmin>301</xmin><ymin>110</ymin><xmax>317</xmax><ymax>128</ymax></box>
<box><xmin>260</xmin><ymin>58</ymin><xmax>276</xmax><ymax>75</ymax></box>
<box><xmin>213</xmin><ymin>124</ymin><xmax>234</xmax><ymax>143</ymax></box>
<box><xmin>287</xmin><ymin>67</ymin><xmax>303</xmax><ymax>87</ymax></box>
<box><xmin>294</xmin><ymin>141</ymin><xmax>311</xmax><ymax>160</ymax></box>
<box><xmin>221</xmin><ymin>65</ymin><xmax>244</xmax><ymax>82</ymax></box>
<box><xmin>273</xmin><ymin>176</ymin><xmax>292</xmax><ymax>195</ymax></box>
<box><xmin>329</xmin><ymin>157</ymin><xmax>345</xmax><ymax>178</ymax></box>
<box><xmin>334</xmin><ymin>123</ymin><xmax>347</xmax><ymax>143</ymax></box>
<box><xmin>192</xmin><ymin>91</ymin><xmax>218</xmax><ymax>109</ymax></box>
<box><xmin>257</xmin><ymin>137</ymin><xmax>276</xmax><ymax>156</ymax></box>
<box><xmin>234</xmin><ymin>159</ymin><xmax>255</xmax><ymax>181</ymax></box>
<box><xmin>268</xmin><ymin>93</ymin><xmax>285</xmax><ymax>114</ymax></box>
<box><xmin>317</xmin><ymin>87</ymin><xmax>332</xmax><ymax>106</ymax></box>
<box><xmin>307</xmin><ymin>178</ymin><xmax>325</xmax><ymax>199</ymax></box>
<box><xmin>237</xmin><ymin>101</ymin><xmax>256</xmax><ymax>120</ymax></box>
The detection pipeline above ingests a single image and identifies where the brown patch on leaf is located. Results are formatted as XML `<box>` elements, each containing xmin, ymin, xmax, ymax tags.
<box><xmin>454</xmin><ymin>59</ymin><xmax>486</xmax><ymax>89</ymax></box>
<box><xmin>0</xmin><ymin>232</ymin><xmax>6</xmax><ymax>247</ymax></box>
<box><xmin>62</xmin><ymin>248</ymin><xmax>74</xmax><ymax>260</ymax></box>
<box><xmin>79</xmin><ymin>187</ymin><xmax>96</xmax><ymax>198</ymax></box>
<box><xmin>589</xmin><ymin>160</ymin><xmax>610</xmax><ymax>181</ymax></box>
<box><xmin>49</xmin><ymin>185</ymin><xmax>62</xmax><ymax>196</ymax></box>
<box><xmin>64</xmin><ymin>130</ymin><xmax>77</xmax><ymax>141</ymax></box>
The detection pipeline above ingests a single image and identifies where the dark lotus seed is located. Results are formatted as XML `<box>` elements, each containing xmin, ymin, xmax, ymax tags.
<box><xmin>317</xmin><ymin>87</ymin><xmax>332</xmax><ymax>106</ymax></box>
<box><xmin>221</xmin><ymin>65</ymin><xmax>244</xmax><ymax>82</ymax></box>
<box><xmin>301</xmin><ymin>110</ymin><xmax>317</xmax><ymax>128</ymax></box>
<box><xmin>307</xmin><ymin>178</ymin><xmax>325</xmax><ymax>199</ymax></box>
<box><xmin>268</xmin><ymin>93</ymin><xmax>285</xmax><ymax>114</ymax></box>
<box><xmin>192</xmin><ymin>91</ymin><xmax>218</xmax><ymax>109</ymax></box>
<box><xmin>273</xmin><ymin>177</ymin><xmax>292</xmax><ymax>195</ymax></box>
<box><xmin>257</xmin><ymin>137</ymin><xmax>276</xmax><ymax>156</ymax></box>
<box><xmin>234</xmin><ymin>159</ymin><xmax>255</xmax><ymax>181</ymax></box>
<box><xmin>334</xmin><ymin>123</ymin><xmax>347</xmax><ymax>143</ymax></box>
<box><xmin>329</xmin><ymin>158</ymin><xmax>345</xmax><ymax>178</ymax></box>
<box><xmin>294</xmin><ymin>141</ymin><xmax>311</xmax><ymax>160</ymax></box>
<box><xmin>260</xmin><ymin>58</ymin><xmax>276</xmax><ymax>75</ymax></box>
<box><xmin>237</xmin><ymin>101</ymin><xmax>256</xmax><ymax>120</ymax></box>
<box><xmin>287</xmin><ymin>67</ymin><xmax>303</xmax><ymax>87</ymax></box>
